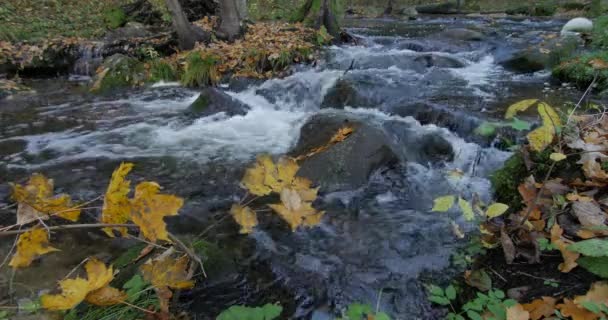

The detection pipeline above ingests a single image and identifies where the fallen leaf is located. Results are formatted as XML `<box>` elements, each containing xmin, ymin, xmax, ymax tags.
<box><xmin>506</xmin><ymin>303</ymin><xmax>530</xmax><ymax>320</ymax></box>
<box><xmin>269</xmin><ymin>188</ymin><xmax>324</xmax><ymax>231</ymax></box>
<box><xmin>501</xmin><ymin>228</ymin><xmax>516</xmax><ymax>264</ymax></box>
<box><xmin>459</xmin><ymin>198</ymin><xmax>475</xmax><ymax>221</ymax></box>
<box><xmin>465</xmin><ymin>269</ymin><xmax>492</xmax><ymax>292</ymax></box>
<box><xmin>523</xmin><ymin>296</ymin><xmax>557</xmax><ymax>320</ymax></box>
<box><xmin>486</xmin><ymin>203</ymin><xmax>509</xmax><ymax>218</ymax></box>
<box><xmin>505</xmin><ymin>99</ymin><xmax>539</xmax><ymax>119</ymax></box>
<box><xmin>230</xmin><ymin>204</ymin><xmax>258</xmax><ymax>234</ymax></box>
<box><xmin>572</xmin><ymin>201</ymin><xmax>606</xmax><ymax>227</ymax></box>
<box><xmin>574</xmin><ymin>282</ymin><xmax>608</xmax><ymax>307</ymax></box>
<box><xmin>40</xmin><ymin>278</ymin><xmax>89</xmax><ymax>311</ymax></box>
<box><xmin>130</xmin><ymin>182</ymin><xmax>184</xmax><ymax>242</ymax></box>
<box><xmin>451</xmin><ymin>220</ymin><xmax>465</xmax><ymax>239</ymax></box>
<box><xmin>527</xmin><ymin>102</ymin><xmax>561</xmax><ymax>152</ymax></box>
<box><xmin>140</xmin><ymin>255</ymin><xmax>194</xmax><ymax>290</ymax></box>
<box><xmin>557</xmin><ymin>298</ymin><xmax>599</xmax><ymax>320</ymax></box>
<box><xmin>102</xmin><ymin>162</ymin><xmax>134</xmax><ymax>237</ymax></box>
<box><xmin>9</xmin><ymin>227</ymin><xmax>59</xmax><ymax>268</ymax></box>
<box><xmin>550</xmin><ymin>152</ymin><xmax>567</xmax><ymax>162</ymax></box>
<box><xmin>432</xmin><ymin>195</ymin><xmax>456</xmax><ymax>212</ymax></box>
<box><xmin>551</xmin><ymin>223</ymin><xmax>580</xmax><ymax>272</ymax></box>
<box><xmin>85</xmin><ymin>286</ymin><xmax>127</xmax><ymax>306</ymax></box>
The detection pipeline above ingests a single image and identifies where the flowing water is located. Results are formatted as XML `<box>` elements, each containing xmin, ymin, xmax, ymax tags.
<box><xmin>0</xmin><ymin>16</ymin><xmax>583</xmax><ymax>319</ymax></box>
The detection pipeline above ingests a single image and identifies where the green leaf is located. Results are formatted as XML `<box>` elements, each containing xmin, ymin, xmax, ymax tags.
<box><xmin>567</xmin><ymin>239</ymin><xmax>608</xmax><ymax>257</ymax></box>
<box><xmin>505</xmin><ymin>99</ymin><xmax>539</xmax><ymax>119</ymax></box>
<box><xmin>582</xmin><ymin>301</ymin><xmax>602</xmax><ymax>314</ymax></box>
<box><xmin>375</xmin><ymin>312</ymin><xmax>391</xmax><ymax>320</ymax></box>
<box><xmin>428</xmin><ymin>296</ymin><xmax>452</xmax><ymax>306</ymax></box>
<box><xmin>578</xmin><ymin>256</ymin><xmax>608</xmax><ymax>278</ymax></box>
<box><xmin>432</xmin><ymin>196</ymin><xmax>456</xmax><ymax>212</ymax></box>
<box><xmin>493</xmin><ymin>290</ymin><xmax>505</xmax><ymax>299</ymax></box>
<box><xmin>123</xmin><ymin>274</ymin><xmax>148</xmax><ymax>302</ymax></box>
<box><xmin>428</xmin><ymin>285</ymin><xmax>444</xmax><ymax>297</ymax></box>
<box><xmin>458</xmin><ymin>198</ymin><xmax>475</xmax><ymax>221</ymax></box>
<box><xmin>346</xmin><ymin>303</ymin><xmax>373</xmax><ymax>320</ymax></box>
<box><xmin>487</xmin><ymin>302</ymin><xmax>506</xmax><ymax>320</ymax></box>
<box><xmin>217</xmin><ymin>304</ymin><xmax>282</xmax><ymax>320</ymax></box>
<box><xmin>485</xmin><ymin>203</ymin><xmax>509</xmax><ymax>218</ymax></box>
<box><xmin>467</xmin><ymin>310</ymin><xmax>483</xmax><ymax>320</ymax></box>
<box><xmin>0</xmin><ymin>311</ymin><xmax>8</xmax><ymax>320</ymax></box>
<box><xmin>467</xmin><ymin>269</ymin><xmax>492</xmax><ymax>292</ymax></box>
<box><xmin>503</xmin><ymin>299</ymin><xmax>518</xmax><ymax>308</ymax></box>
<box><xmin>509</xmin><ymin>118</ymin><xmax>532</xmax><ymax>131</ymax></box>
<box><xmin>445</xmin><ymin>285</ymin><xmax>457</xmax><ymax>300</ymax></box>
<box><xmin>475</xmin><ymin>122</ymin><xmax>497</xmax><ymax>137</ymax></box>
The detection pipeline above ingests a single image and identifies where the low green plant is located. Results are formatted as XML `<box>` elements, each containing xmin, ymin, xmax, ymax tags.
<box><xmin>149</xmin><ymin>60</ymin><xmax>177</xmax><ymax>82</ymax></box>
<box><xmin>103</xmin><ymin>6</ymin><xmax>127</xmax><ymax>30</ymax></box>
<box><xmin>452</xmin><ymin>237</ymin><xmax>487</xmax><ymax>269</ymax></box>
<box><xmin>592</xmin><ymin>15</ymin><xmax>608</xmax><ymax>49</ymax></box>
<box><xmin>181</xmin><ymin>51</ymin><xmax>220</xmax><ymax>87</ymax></box>
<box><xmin>538</xmin><ymin>238</ymin><xmax>557</xmax><ymax>251</ymax></box>
<box><xmin>338</xmin><ymin>303</ymin><xmax>391</xmax><ymax>320</ymax></box>
<box><xmin>567</xmin><ymin>238</ymin><xmax>608</xmax><ymax>278</ymax></box>
<box><xmin>553</xmin><ymin>51</ymin><xmax>608</xmax><ymax>91</ymax></box>
<box><xmin>429</xmin><ymin>285</ymin><xmax>517</xmax><ymax>320</ymax></box>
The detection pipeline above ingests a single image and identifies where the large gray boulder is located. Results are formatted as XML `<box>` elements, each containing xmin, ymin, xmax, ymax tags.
<box><xmin>320</xmin><ymin>79</ymin><xmax>368</xmax><ymax>109</ymax></box>
<box><xmin>290</xmin><ymin>114</ymin><xmax>398</xmax><ymax>192</ymax></box>
<box><xmin>187</xmin><ymin>88</ymin><xmax>249</xmax><ymax>117</ymax></box>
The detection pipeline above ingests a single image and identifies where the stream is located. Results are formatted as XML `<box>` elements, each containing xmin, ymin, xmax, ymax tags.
<box><xmin>0</xmin><ymin>16</ymin><xmax>584</xmax><ymax>319</ymax></box>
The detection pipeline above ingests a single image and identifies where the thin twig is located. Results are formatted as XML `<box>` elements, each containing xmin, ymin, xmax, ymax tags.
<box><xmin>63</xmin><ymin>257</ymin><xmax>90</xmax><ymax>279</ymax></box>
<box><xmin>168</xmin><ymin>232</ymin><xmax>207</xmax><ymax>278</ymax></box>
<box><xmin>0</xmin><ymin>203</ymin><xmax>16</xmax><ymax>211</ymax></box>
<box><xmin>518</xmin><ymin>161</ymin><xmax>557</xmax><ymax>227</ymax></box>
<box><xmin>120</xmin><ymin>300</ymin><xmax>156</xmax><ymax>314</ymax></box>
<box><xmin>484</xmin><ymin>264</ymin><xmax>508</xmax><ymax>283</ymax></box>
<box><xmin>126</xmin><ymin>235</ymin><xmax>170</xmax><ymax>251</ymax></box>
<box><xmin>0</xmin><ymin>223</ymin><xmax>136</xmax><ymax>237</ymax></box>
<box><xmin>516</xmin><ymin>271</ymin><xmax>560</xmax><ymax>283</ymax></box>
<box><xmin>197</xmin><ymin>214</ymin><xmax>229</xmax><ymax>238</ymax></box>
<box><xmin>567</xmin><ymin>72</ymin><xmax>598</xmax><ymax>125</ymax></box>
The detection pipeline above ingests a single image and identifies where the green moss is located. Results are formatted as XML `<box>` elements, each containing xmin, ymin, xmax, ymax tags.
<box><xmin>103</xmin><ymin>6</ymin><xmax>127</xmax><ymax>29</ymax></box>
<box><xmin>491</xmin><ymin>153</ymin><xmax>528</xmax><ymax>210</ymax></box>
<box><xmin>189</xmin><ymin>94</ymin><xmax>209</xmax><ymax>112</ymax></box>
<box><xmin>95</xmin><ymin>55</ymin><xmax>146</xmax><ymax>93</ymax></box>
<box><xmin>592</xmin><ymin>15</ymin><xmax>608</xmax><ymax>49</ymax></box>
<box><xmin>191</xmin><ymin>239</ymin><xmax>233</xmax><ymax>277</ymax></box>
<box><xmin>552</xmin><ymin>51</ymin><xmax>608</xmax><ymax>91</ymax></box>
<box><xmin>112</xmin><ymin>243</ymin><xmax>147</xmax><ymax>269</ymax></box>
<box><xmin>149</xmin><ymin>60</ymin><xmax>177</xmax><ymax>82</ymax></box>
<box><xmin>181</xmin><ymin>51</ymin><xmax>220</xmax><ymax>87</ymax></box>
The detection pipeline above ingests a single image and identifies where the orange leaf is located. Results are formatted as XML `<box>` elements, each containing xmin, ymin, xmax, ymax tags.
<box><xmin>523</xmin><ymin>296</ymin><xmax>557</xmax><ymax>320</ymax></box>
<box><xmin>550</xmin><ymin>223</ymin><xmax>580</xmax><ymax>272</ymax></box>
<box><xmin>130</xmin><ymin>181</ymin><xmax>184</xmax><ymax>242</ymax></box>
<box><xmin>506</xmin><ymin>303</ymin><xmax>530</xmax><ymax>320</ymax></box>
<box><xmin>140</xmin><ymin>255</ymin><xmax>194</xmax><ymax>290</ymax></box>
<box><xmin>557</xmin><ymin>298</ymin><xmax>599</xmax><ymax>320</ymax></box>
<box><xmin>574</xmin><ymin>282</ymin><xmax>608</xmax><ymax>307</ymax></box>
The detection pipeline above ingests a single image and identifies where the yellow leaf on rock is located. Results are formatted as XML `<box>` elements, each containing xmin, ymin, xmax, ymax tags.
<box><xmin>85</xmin><ymin>286</ymin><xmax>128</xmax><ymax>306</ymax></box>
<box><xmin>130</xmin><ymin>182</ymin><xmax>184</xmax><ymax>243</ymax></box>
<box><xmin>506</xmin><ymin>303</ymin><xmax>530</xmax><ymax>320</ymax></box>
<box><xmin>102</xmin><ymin>162</ymin><xmax>134</xmax><ymax>237</ymax></box>
<box><xmin>431</xmin><ymin>195</ymin><xmax>455</xmax><ymax>212</ymax></box>
<box><xmin>242</xmin><ymin>155</ymin><xmax>300</xmax><ymax>196</ymax></box>
<box><xmin>230</xmin><ymin>204</ymin><xmax>258</xmax><ymax>234</ymax></box>
<box><xmin>11</xmin><ymin>173</ymin><xmax>81</xmax><ymax>224</ymax></box>
<box><xmin>41</xmin><ymin>259</ymin><xmax>123</xmax><ymax>310</ymax></box>
<box><xmin>527</xmin><ymin>102</ymin><xmax>562</xmax><ymax>152</ymax></box>
<box><xmin>486</xmin><ymin>203</ymin><xmax>509</xmax><ymax>218</ymax></box>
<box><xmin>269</xmin><ymin>188</ymin><xmax>324</xmax><ymax>231</ymax></box>
<box><xmin>550</xmin><ymin>223</ymin><xmax>579</xmax><ymax>272</ymax></box>
<box><xmin>140</xmin><ymin>255</ymin><xmax>194</xmax><ymax>290</ymax></box>
<box><xmin>505</xmin><ymin>99</ymin><xmax>539</xmax><ymax>119</ymax></box>
<box><xmin>523</xmin><ymin>296</ymin><xmax>557</xmax><ymax>320</ymax></box>
<box><xmin>9</xmin><ymin>228</ymin><xmax>59</xmax><ymax>268</ymax></box>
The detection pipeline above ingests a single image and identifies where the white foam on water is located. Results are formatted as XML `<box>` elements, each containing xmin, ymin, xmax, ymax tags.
<box><xmin>449</xmin><ymin>55</ymin><xmax>498</xmax><ymax>88</ymax></box>
<box><xmin>151</xmin><ymin>81</ymin><xmax>182</xmax><ymax>88</ymax></box>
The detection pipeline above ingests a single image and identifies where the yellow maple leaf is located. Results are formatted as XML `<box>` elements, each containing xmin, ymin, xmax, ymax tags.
<box><xmin>41</xmin><ymin>258</ymin><xmax>124</xmax><ymax>310</ymax></box>
<box><xmin>505</xmin><ymin>99</ymin><xmax>539</xmax><ymax>119</ymax></box>
<box><xmin>102</xmin><ymin>162</ymin><xmax>134</xmax><ymax>237</ymax></box>
<box><xmin>230</xmin><ymin>204</ymin><xmax>258</xmax><ymax>234</ymax></box>
<box><xmin>140</xmin><ymin>255</ymin><xmax>194</xmax><ymax>290</ymax></box>
<box><xmin>550</xmin><ymin>223</ymin><xmax>580</xmax><ymax>272</ymax></box>
<box><xmin>269</xmin><ymin>188</ymin><xmax>324</xmax><ymax>231</ymax></box>
<box><xmin>241</xmin><ymin>155</ymin><xmax>305</xmax><ymax>196</ymax></box>
<box><xmin>527</xmin><ymin>102</ymin><xmax>562</xmax><ymax>152</ymax></box>
<box><xmin>130</xmin><ymin>181</ymin><xmax>184</xmax><ymax>243</ymax></box>
<box><xmin>9</xmin><ymin>227</ymin><xmax>59</xmax><ymax>268</ymax></box>
<box><xmin>11</xmin><ymin>173</ymin><xmax>81</xmax><ymax>224</ymax></box>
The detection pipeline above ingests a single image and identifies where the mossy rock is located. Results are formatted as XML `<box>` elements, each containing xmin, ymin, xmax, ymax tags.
<box><xmin>552</xmin><ymin>51</ymin><xmax>608</xmax><ymax>92</ymax></box>
<box><xmin>92</xmin><ymin>54</ymin><xmax>147</xmax><ymax>93</ymax></box>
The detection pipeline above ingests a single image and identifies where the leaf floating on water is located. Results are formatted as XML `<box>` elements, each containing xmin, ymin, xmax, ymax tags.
<box><xmin>505</xmin><ymin>99</ymin><xmax>539</xmax><ymax>119</ymax></box>
<box><xmin>101</xmin><ymin>162</ymin><xmax>134</xmax><ymax>237</ymax></box>
<box><xmin>130</xmin><ymin>181</ymin><xmax>184</xmax><ymax>243</ymax></box>
<box><xmin>431</xmin><ymin>195</ymin><xmax>455</xmax><ymax>212</ymax></box>
<box><xmin>41</xmin><ymin>258</ymin><xmax>124</xmax><ymax>310</ymax></box>
<box><xmin>11</xmin><ymin>173</ymin><xmax>81</xmax><ymax>224</ymax></box>
<box><xmin>230</xmin><ymin>204</ymin><xmax>258</xmax><ymax>234</ymax></box>
<box><xmin>9</xmin><ymin>227</ymin><xmax>59</xmax><ymax>269</ymax></box>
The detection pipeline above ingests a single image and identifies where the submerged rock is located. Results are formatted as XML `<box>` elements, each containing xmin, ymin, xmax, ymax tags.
<box><xmin>414</xmin><ymin>54</ymin><xmax>466</xmax><ymax>68</ymax></box>
<box><xmin>436</xmin><ymin>28</ymin><xmax>484</xmax><ymax>41</ymax></box>
<box><xmin>187</xmin><ymin>88</ymin><xmax>249</xmax><ymax>117</ymax></box>
<box><xmin>290</xmin><ymin>113</ymin><xmax>398</xmax><ymax>192</ymax></box>
<box><xmin>320</xmin><ymin>79</ymin><xmax>368</xmax><ymax>109</ymax></box>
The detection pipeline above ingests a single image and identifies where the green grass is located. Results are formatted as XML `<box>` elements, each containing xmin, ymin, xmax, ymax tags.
<box><xmin>553</xmin><ymin>51</ymin><xmax>608</xmax><ymax>91</ymax></box>
<box><xmin>0</xmin><ymin>0</ymin><xmax>128</xmax><ymax>42</ymax></box>
<box><xmin>149</xmin><ymin>60</ymin><xmax>177</xmax><ymax>82</ymax></box>
<box><xmin>593</xmin><ymin>15</ymin><xmax>608</xmax><ymax>49</ymax></box>
<box><xmin>181</xmin><ymin>51</ymin><xmax>220</xmax><ymax>87</ymax></box>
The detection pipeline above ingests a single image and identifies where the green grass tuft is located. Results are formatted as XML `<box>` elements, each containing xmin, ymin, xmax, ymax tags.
<box><xmin>552</xmin><ymin>51</ymin><xmax>608</xmax><ymax>91</ymax></box>
<box><xmin>149</xmin><ymin>60</ymin><xmax>177</xmax><ymax>82</ymax></box>
<box><xmin>181</xmin><ymin>51</ymin><xmax>220</xmax><ymax>87</ymax></box>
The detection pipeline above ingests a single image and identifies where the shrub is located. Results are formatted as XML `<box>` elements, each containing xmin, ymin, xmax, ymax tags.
<box><xmin>149</xmin><ymin>60</ymin><xmax>177</xmax><ymax>82</ymax></box>
<box><xmin>181</xmin><ymin>51</ymin><xmax>220</xmax><ymax>87</ymax></box>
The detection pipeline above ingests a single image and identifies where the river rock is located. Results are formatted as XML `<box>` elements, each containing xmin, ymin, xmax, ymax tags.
<box><xmin>320</xmin><ymin>79</ymin><xmax>368</xmax><ymax>109</ymax></box>
<box><xmin>187</xmin><ymin>88</ymin><xmax>248</xmax><ymax>117</ymax></box>
<box><xmin>382</xmin><ymin>120</ymin><xmax>454</xmax><ymax>164</ymax></box>
<box><xmin>104</xmin><ymin>22</ymin><xmax>153</xmax><ymax>42</ymax></box>
<box><xmin>91</xmin><ymin>54</ymin><xmax>147</xmax><ymax>93</ymax></box>
<box><xmin>498</xmin><ymin>36</ymin><xmax>583</xmax><ymax>73</ymax></box>
<box><xmin>561</xmin><ymin>17</ymin><xmax>593</xmax><ymax>36</ymax></box>
<box><xmin>290</xmin><ymin>113</ymin><xmax>398</xmax><ymax>192</ymax></box>
<box><xmin>436</xmin><ymin>28</ymin><xmax>484</xmax><ymax>41</ymax></box>
<box><xmin>415</xmin><ymin>2</ymin><xmax>458</xmax><ymax>14</ymax></box>
<box><xmin>414</xmin><ymin>54</ymin><xmax>466</xmax><ymax>68</ymax></box>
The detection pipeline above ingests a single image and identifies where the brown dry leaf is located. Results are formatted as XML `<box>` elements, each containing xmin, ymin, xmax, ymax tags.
<box><xmin>557</xmin><ymin>298</ymin><xmax>599</xmax><ymax>320</ymax></box>
<box><xmin>85</xmin><ymin>286</ymin><xmax>128</xmax><ymax>306</ymax></box>
<box><xmin>501</xmin><ymin>227</ymin><xmax>516</xmax><ymax>264</ymax></box>
<box><xmin>577</xmin><ymin>228</ymin><xmax>608</xmax><ymax>239</ymax></box>
<box><xmin>550</xmin><ymin>223</ymin><xmax>580</xmax><ymax>272</ymax></box>
<box><xmin>522</xmin><ymin>296</ymin><xmax>557</xmax><ymax>320</ymax></box>
<box><xmin>11</xmin><ymin>173</ymin><xmax>81</xmax><ymax>224</ymax></box>
<box><xmin>506</xmin><ymin>303</ymin><xmax>530</xmax><ymax>320</ymax></box>
<box><xmin>574</xmin><ymin>282</ymin><xmax>608</xmax><ymax>307</ymax></box>
<box><xmin>230</xmin><ymin>204</ymin><xmax>258</xmax><ymax>234</ymax></box>
<box><xmin>269</xmin><ymin>188</ymin><xmax>324</xmax><ymax>231</ymax></box>
<box><xmin>589</xmin><ymin>58</ymin><xmax>608</xmax><ymax>70</ymax></box>
<box><xmin>140</xmin><ymin>255</ymin><xmax>194</xmax><ymax>290</ymax></box>
<box><xmin>102</xmin><ymin>162</ymin><xmax>134</xmax><ymax>237</ymax></box>
<box><xmin>130</xmin><ymin>181</ymin><xmax>184</xmax><ymax>243</ymax></box>
<box><xmin>41</xmin><ymin>258</ymin><xmax>124</xmax><ymax>310</ymax></box>
<box><xmin>9</xmin><ymin>227</ymin><xmax>59</xmax><ymax>268</ymax></box>
<box><xmin>572</xmin><ymin>201</ymin><xmax>606</xmax><ymax>227</ymax></box>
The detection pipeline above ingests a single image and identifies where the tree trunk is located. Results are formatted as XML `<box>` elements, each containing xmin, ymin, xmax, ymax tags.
<box><xmin>217</xmin><ymin>0</ymin><xmax>243</xmax><ymax>40</ymax></box>
<box><xmin>236</xmin><ymin>0</ymin><xmax>248</xmax><ymax>20</ymax></box>
<box><xmin>292</xmin><ymin>0</ymin><xmax>341</xmax><ymax>39</ymax></box>
<box><xmin>165</xmin><ymin>0</ymin><xmax>209</xmax><ymax>50</ymax></box>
